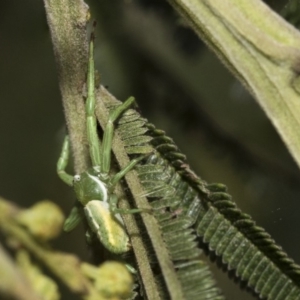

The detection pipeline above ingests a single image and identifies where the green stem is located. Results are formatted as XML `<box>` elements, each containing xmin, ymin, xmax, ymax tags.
<box><xmin>167</xmin><ymin>0</ymin><xmax>300</xmax><ymax>170</ymax></box>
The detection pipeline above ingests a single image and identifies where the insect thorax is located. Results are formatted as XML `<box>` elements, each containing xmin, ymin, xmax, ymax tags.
<box><xmin>73</xmin><ymin>167</ymin><xmax>108</xmax><ymax>206</ymax></box>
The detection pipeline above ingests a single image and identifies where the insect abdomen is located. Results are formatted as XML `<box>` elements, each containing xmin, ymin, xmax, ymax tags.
<box><xmin>84</xmin><ymin>200</ymin><xmax>130</xmax><ymax>254</ymax></box>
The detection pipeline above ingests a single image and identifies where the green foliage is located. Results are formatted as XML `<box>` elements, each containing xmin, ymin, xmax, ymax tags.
<box><xmin>107</xmin><ymin>94</ymin><xmax>300</xmax><ymax>299</ymax></box>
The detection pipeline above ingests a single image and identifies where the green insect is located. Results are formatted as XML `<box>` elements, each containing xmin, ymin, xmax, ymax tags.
<box><xmin>57</xmin><ymin>35</ymin><xmax>145</xmax><ymax>254</ymax></box>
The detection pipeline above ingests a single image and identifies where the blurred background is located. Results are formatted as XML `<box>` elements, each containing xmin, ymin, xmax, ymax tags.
<box><xmin>0</xmin><ymin>0</ymin><xmax>300</xmax><ymax>299</ymax></box>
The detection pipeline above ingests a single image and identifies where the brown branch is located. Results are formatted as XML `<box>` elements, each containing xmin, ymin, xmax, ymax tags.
<box><xmin>43</xmin><ymin>0</ymin><xmax>89</xmax><ymax>173</ymax></box>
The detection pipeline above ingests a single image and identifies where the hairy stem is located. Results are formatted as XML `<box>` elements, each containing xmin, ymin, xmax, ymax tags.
<box><xmin>44</xmin><ymin>0</ymin><xmax>89</xmax><ymax>173</ymax></box>
<box><xmin>167</xmin><ymin>0</ymin><xmax>300</xmax><ymax>170</ymax></box>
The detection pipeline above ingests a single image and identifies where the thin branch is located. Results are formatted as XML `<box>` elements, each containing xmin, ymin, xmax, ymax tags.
<box><xmin>43</xmin><ymin>0</ymin><xmax>89</xmax><ymax>173</ymax></box>
<box><xmin>96</xmin><ymin>87</ymin><xmax>184</xmax><ymax>300</ymax></box>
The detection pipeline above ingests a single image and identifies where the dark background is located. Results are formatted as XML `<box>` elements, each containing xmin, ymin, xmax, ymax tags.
<box><xmin>0</xmin><ymin>1</ymin><xmax>299</xmax><ymax>299</ymax></box>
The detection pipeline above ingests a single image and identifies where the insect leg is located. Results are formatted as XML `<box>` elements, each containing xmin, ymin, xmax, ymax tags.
<box><xmin>110</xmin><ymin>194</ymin><xmax>144</xmax><ymax>215</ymax></box>
<box><xmin>110</xmin><ymin>155</ymin><xmax>145</xmax><ymax>187</ymax></box>
<box><xmin>101</xmin><ymin>97</ymin><xmax>135</xmax><ymax>174</ymax></box>
<box><xmin>57</xmin><ymin>135</ymin><xmax>73</xmax><ymax>186</ymax></box>
<box><xmin>63</xmin><ymin>205</ymin><xmax>83</xmax><ymax>232</ymax></box>
<box><xmin>86</xmin><ymin>35</ymin><xmax>101</xmax><ymax>167</ymax></box>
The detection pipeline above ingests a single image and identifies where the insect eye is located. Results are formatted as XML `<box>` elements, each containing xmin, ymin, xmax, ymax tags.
<box><xmin>74</xmin><ymin>175</ymin><xmax>81</xmax><ymax>182</ymax></box>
